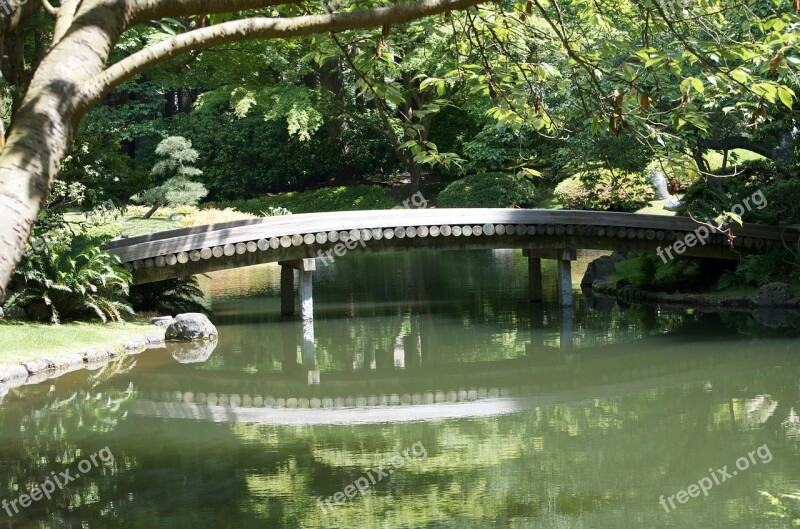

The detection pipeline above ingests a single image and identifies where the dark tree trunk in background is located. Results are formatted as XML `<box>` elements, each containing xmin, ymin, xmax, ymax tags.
<box><xmin>178</xmin><ymin>87</ymin><xmax>194</xmax><ymax>114</ymax></box>
<box><xmin>165</xmin><ymin>90</ymin><xmax>178</xmax><ymax>117</ymax></box>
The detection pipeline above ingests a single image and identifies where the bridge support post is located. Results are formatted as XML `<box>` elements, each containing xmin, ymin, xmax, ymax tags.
<box><xmin>527</xmin><ymin>256</ymin><xmax>543</xmax><ymax>303</ymax></box>
<box><xmin>280</xmin><ymin>265</ymin><xmax>294</xmax><ymax>315</ymax></box>
<box><xmin>299</xmin><ymin>270</ymin><xmax>314</xmax><ymax>323</ymax></box>
<box><xmin>524</xmin><ymin>248</ymin><xmax>576</xmax><ymax>305</ymax></box>
<box><xmin>279</xmin><ymin>259</ymin><xmax>316</xmax><ymax>320</ymax></box>
<box><xmin>556</xmin><ymin>248</ymin><xmax>577</xmax><ymax>307</ymax></box>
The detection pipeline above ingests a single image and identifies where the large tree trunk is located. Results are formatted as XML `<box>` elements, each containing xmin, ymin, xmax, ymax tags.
<box><xmin>408</xmin><ymin>160</ymin><xmax>423</xmax><ymax>193</ymax></box>
<box><xmin>0</xmin><ymin>2</ymin><xmax>124</xmax><ymax>300</ymax></box>
<box><xmin>692</xmin><ymin>146</ymin><xmax>724</xmax><ymax>196</ymax></box>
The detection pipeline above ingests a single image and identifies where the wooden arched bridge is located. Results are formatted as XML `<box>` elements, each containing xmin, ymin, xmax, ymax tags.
<box><xmin>105</xmin><ymin>209</ymin><xmax>799</xmax><ymax>310</ymax></box>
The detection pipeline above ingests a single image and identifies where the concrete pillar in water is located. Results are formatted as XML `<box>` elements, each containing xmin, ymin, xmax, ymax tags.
<box><xmin>556</xmin><ymin>248</ymin><xmax>576</xmax><ymax>307</ymax></box>
<box><xmin>527</xmin><ymin>255</ymin><xmax>543</xmax><ymax>303</ymax></box>
<box><xmin>279</xmin><ymin>259</ymin><xmax>316</xmax><ymax>319</ymax></box>
<box><xmin>524</xmin><ymin>248</ymin><xmax>575</xmax><ymax>306</ymax></box>
<box><xmin>280</xmin><ymin>265</ymin><xmax>294</xmax><ymax>315</ymax></box>
<box><xmin>299</xmin><ymin>270</ymin><xmax>313</xmax><ymax>323</ymax></box>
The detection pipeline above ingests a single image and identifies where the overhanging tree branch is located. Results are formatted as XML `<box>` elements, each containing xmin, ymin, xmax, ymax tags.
<box><xmin>87</xmin><ymin>0</ymin><xmax>486</xmax><ymax>100</ymax></box>
<box><xmin>39</xmin><ymin>0</ymin><xmax>57</xmax><ymax>16</ymax></box>
<box><xmin>126</xmin><ymin>0</ymin><xmax>298</xmax><ymax>26</ymax></box>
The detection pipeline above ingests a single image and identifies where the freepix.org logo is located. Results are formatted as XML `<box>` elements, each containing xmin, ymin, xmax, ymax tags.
<box><xmin>2</xmin><ymin>447</ymin><xmax>115</xmax><ymax>517</ymax></box>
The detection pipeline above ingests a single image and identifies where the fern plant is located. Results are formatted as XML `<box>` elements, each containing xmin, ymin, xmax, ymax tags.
<box><xmin>129</xmin><ymin>276</ymin><xmax>207</xmax><ymax>316</ymax></box>
<box><xmin>7</xmin><ymin>245</ymin><xmax>133</xmax><ymax>324</ymax></box>
<box><xmin>715</xmin><ymin>249</ymin><xmax>789</xmax><ymax>290</ymax></box>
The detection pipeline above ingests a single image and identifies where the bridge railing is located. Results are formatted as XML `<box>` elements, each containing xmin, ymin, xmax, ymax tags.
<box><xmin>105</xmin><ymin>208</ymin><xmax>800</xmax><ymax>264</ymax></box>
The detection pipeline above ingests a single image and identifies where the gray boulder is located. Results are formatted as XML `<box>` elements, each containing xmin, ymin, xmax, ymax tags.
<box><xmin>751</xmin><ymin>283</ymin><xmax>794</xmax><ymax>307</ymax></box>
<box><xmin>664</xmin><ymin>196</ymin><xmax>682</xmax><ymax>210</ymax></box>
<box><xmin>22</xmin><ymin>359</ymin><xmax>52</xmax><ymax>375</ymax></box>
<box><xmin>582</xmin><ymin>252</ymin><xmax>626</xmax><ymax>287</ymax></box>
<box><xmin>150</xmin><ymin>316</ymin><xmax>175</xmax><ymax>328</ymax></box>
<box><xmin>165</xmin><ymin>313</ymin><xmax>218</xmax><ymax>341</ymax></box>
<box><xmin>0</xmin><ymin>364</ymin><xmax>28</xmax><ymax>382</ymax></box>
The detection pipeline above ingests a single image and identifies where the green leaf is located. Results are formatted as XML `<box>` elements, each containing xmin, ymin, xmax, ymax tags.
<box><xmin>727</xmin><ymin>212</ymin><xmax>743</xmax><ymax>226</ymax></box>
<box><xmin>778</xmin><ymin>85</ymin><xmax>795</xmax><ymax>109</ymax></box>
<box><xmin>729</xmin><ymin>69</ymin><xmax>749</xmax><ymax>84</ymax></box>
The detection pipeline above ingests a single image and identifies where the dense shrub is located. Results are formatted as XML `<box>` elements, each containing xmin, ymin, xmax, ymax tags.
<box><xmin>72</xmin><ymin>220</ymin><xmax>123</xmax><ymax>250</ymax></box>
<box><xmin>715</xmin><ymin>249</ymin><xmax>792</xmax><ymax>290</ymax></box>
<box><xmin>460</xmin><ymin>126</ymin><xmax>552</xmax><ymax>176</ymax></box>
<box><xmin>156</xmin><ymin>98</ymin><xmax>398</xmax><ymax>200</ymax></box>
<box><xmin>613</xmin><ymin>254</ymin><xmax>727</xmax><ymax>292</ymax></box>
<box><xmin>676</xmin><ymin>159</ymin><xmax>792</xmax><ymax>221</ymax></box>
<box><xmin>555</xmin><ymin>134</ymin><xmax>653</xmax><ymax>176</ymax></box>
<box><xmin>436</xmin><ymin>172</ymin><xmax>538</xmax><ymax>208</ymax></box>
<box><xmin>747</xmin><ymin>179</ymin><xmax>800</xmax><ymax>226</ymax></box>
<box><xmin>209</xmin><ymin>185</ymin><xmax>398</xmax><ymax>214</ymax></box>
<box><xmin>59</xmin><ymin>132</ymin><xmax>145</xmax><ymax>204</ymax></box>
<box><xmin>554</xmin><ymin>169</ymin><xmax>654</xmax><ymax>212</ymax></box>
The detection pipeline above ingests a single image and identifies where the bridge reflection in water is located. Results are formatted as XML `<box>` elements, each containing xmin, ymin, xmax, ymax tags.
<box><xmin>128</xmin><ymin>304</ymin><xmax>772</xmax><ymax>426</ymax></box>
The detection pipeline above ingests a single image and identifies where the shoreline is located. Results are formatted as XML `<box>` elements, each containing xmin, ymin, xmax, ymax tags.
<box><xmin>0</xmin><ymin>326</ymin><xmax>165</xmax><ymax>389</ymax></box>
<box><xmin>591</xmin><ymin>280</ymin><xmax>800</xmax><ymax>327</ymax></box>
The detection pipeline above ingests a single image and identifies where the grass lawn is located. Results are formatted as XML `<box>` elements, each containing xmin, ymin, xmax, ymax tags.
<box><xmin>120</xmin><ymin>216</ymin><xmax>179</xmax><ymax>237</ymax></box>
<box><xmin>636</xmin><ymin>199</ymin><xmax>678</xmax><ymax>216</ymax></box>
<box><xmin>209</xmin><ymin>185</ymin><xmax>398</xmax><ymax>214</ymax></box>
<box><xmin>536</xmin><ymin>188</ymin><xmax>563</xmax><ymax>209</ymax></box>
<box><xmin>705</xmin><ymin>149</ymin><xmax>764</xmax><ymax>171</ymax></box>
<box><xmin>0</xmin><ymin>321</ymin><xmax>161</xmax><ymax>363</ymax></box>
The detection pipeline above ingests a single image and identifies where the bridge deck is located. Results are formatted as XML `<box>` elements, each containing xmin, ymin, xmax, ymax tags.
<box><xmin>104</xmin><ymin>209</ymin><xmax>800</xmax><ymax>284</ymax></box>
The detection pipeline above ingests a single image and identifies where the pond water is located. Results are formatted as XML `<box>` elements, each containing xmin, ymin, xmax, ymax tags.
<box><xmin>1</xmin><ymin>250</ymin><xmax>799</xmax><ymax>528</ymax></box>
